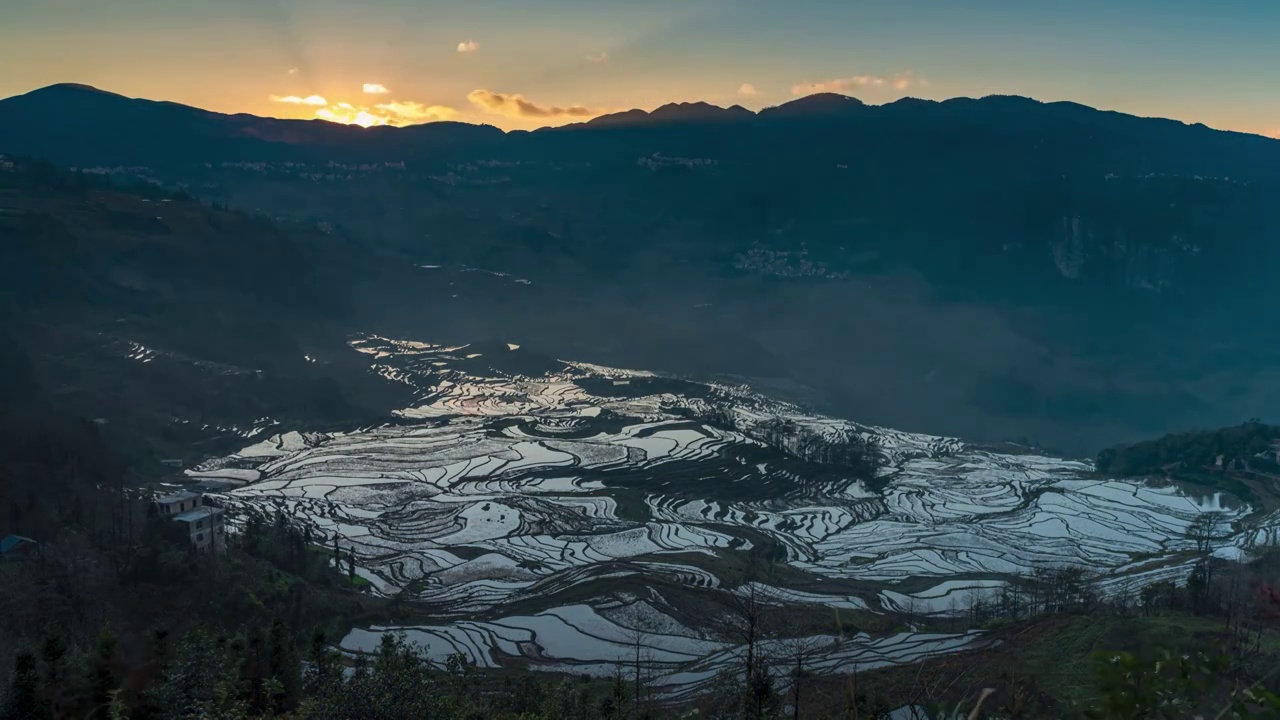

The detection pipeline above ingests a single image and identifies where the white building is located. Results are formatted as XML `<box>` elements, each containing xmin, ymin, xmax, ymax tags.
<box><xmin>154</xmin><ymin>491</ymin><xmax>226</xmax><ymax>551</ymax></box>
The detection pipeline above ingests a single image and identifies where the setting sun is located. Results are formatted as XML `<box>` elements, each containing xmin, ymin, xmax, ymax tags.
<box><xmin>274</xmin><ymin>88</ymin><xmax>459</xmax><ymax>128</ymax></box>
<box><xmin>315</xmin><ymin>105</ymin><xmax>387</xmax><ymax>128</ymax></box>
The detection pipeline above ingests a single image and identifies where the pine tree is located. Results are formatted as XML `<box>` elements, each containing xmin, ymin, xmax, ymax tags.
<box><xmin>3</xmin><ymin>652</ymin><xmax>44</xmax><ymax>720</ymax></box>
<box><xmin>39</xmin><ymin>632</ymin><xmax>67</xmax><ymax>716</ymax></box>
<box><xmin>88</xmin><ymin>628</ymin><xmax>121</xmax><ymax>716</ymax></box>
<box><xmin>268</xmin><ymin>619</ymin><xmax>302</xmax><ymax>713</ymax></box>
<box><xmin>303</xmin><ymin>630</ymin><xmax>342</xmax><ymax>697</ymax></box>
<box><xmin>147</xmin><ymin>627</ymin><xmax>247</xmax><ymax>720</ymax></box>
<box><xmin>239</xmin><ymin>626</ymin><xmax>269</xmax><ymax>714</ymax></box>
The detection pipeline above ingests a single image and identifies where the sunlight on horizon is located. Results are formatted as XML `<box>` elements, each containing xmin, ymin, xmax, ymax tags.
<box><xmin>315</xmin><ymin>104</ymin><xmax>387</xmax><ymax>128</ymax></box>
<box><xmin>276</xmin><ymin>91</ymin><xmax>460</xmax><ymax>128</ymax></box>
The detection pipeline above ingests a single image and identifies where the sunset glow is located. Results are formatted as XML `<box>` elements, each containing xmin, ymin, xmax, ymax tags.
<box><xmin>316</xmin><ymin>107</ymin><xmax>385</xmax><ymax>127</ymax></box>
<box><xmin>1</xmin><ymin>0</ymin><xmax>1277</xmax><ymax>135</ymax></box>
<box><xmin>282</xmin><ymin>91</ymin><xmax>460</xmax><ymax>128</ymax></box>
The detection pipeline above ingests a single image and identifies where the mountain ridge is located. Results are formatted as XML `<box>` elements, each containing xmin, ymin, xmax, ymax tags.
<box><xmin>4</xmin><ymin>81</ymin><xmax>1276</xmax><ymax>140</ymax></box>
<box><xmin>6</xmin><ymin>82</ymin><xmax>1279</xmax><ymax>192</ymax></box>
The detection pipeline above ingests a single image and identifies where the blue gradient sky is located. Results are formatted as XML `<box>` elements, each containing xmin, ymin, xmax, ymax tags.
<box><xmin>2</xmin><ymin>0</ymin><xmax>1277</xmax><ymax>133</ymax></box>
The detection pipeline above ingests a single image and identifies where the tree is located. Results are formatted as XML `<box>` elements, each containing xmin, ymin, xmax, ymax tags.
<box><xmin>268</xmin><ymin>619</ymin><xmax>302</xmax><ymax>713</ymax></box>
<box><xmin>87</xmin><ymin>627</ymin><xmax>121</xmax><ymax>718</ymax></box>
<box><xmin>303</xmin><ymin>631</ymin><xmax>342</xmax><ymax>699</ymax></box>
<box><xmin>2</xmin><ymin>652</ymin><xmax>43</xmax><ymax>720</ymax></box>
<box><xmin>774</xmin><ymin>625</ymin><xmax>828</xmax><ymax>720</ymax></box>
<box><xmin>146</xmin><ymin>627</ymin><xmax>247</xmax><ymax>720</ymax></box>
<box><xmin>711</xmin><ymin>553</ymin><xmax>782</xmax><ymax>720</ymax></box>
<box><xmin>1188</xmin><ymin>511</ymin><xmax>1229</xmax><ymax>556</ymax></box>
<box><xmin>620</xmin><ymin>603</ymin><xmax>656</xmax><ymax>717</ymax></box>
<box><xmin>38</xmin><ymin>631</ymin><xmax>67</xmax><ymax>717</ymax></box>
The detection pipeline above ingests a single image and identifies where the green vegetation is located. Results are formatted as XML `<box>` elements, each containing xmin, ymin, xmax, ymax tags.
<box><xmin>1096</xmin><ymin>421</ymin><xmax>1280</xmax><ymax>478</ymax></box>
<box><xmin>2</xmin><ymin>625</ymin><xmax>645</xmax><ymax>720</ymax></box>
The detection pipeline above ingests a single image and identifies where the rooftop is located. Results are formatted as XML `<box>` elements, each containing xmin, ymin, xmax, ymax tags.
<box><xmin>1</xmin><ymin>534</ymin><xmax>37</xmax><ymax>554</ymax></box>
<box><xmin>155</xmin><ymin>491</ymin><xmax>200</xmax><ymax>505</ymax></box>
<box><xmin>172</xmin><ymin>507</ymin><xmax>222</xmax><ymax>523</ymax></box>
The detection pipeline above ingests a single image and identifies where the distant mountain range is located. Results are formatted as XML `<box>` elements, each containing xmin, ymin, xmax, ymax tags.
<box><xmin>2</xmin><ymin>83</ymin><xmax>1277</xmax><ymax>175</ymax></box>
<box><xmin>4</xmin><ymin>82</ymin><xmax>1280</xmax><ymax>452</ymax></box>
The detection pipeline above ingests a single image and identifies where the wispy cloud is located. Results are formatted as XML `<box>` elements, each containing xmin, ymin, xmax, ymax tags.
<box><xmin>467</xmin><ymin>90</ymin><xmax>594</xmax><ymax>119</ymax></box>
<box><xmin>286</xmin><ymin>67</ymin><xmax>299</xmax><ymax>75</ymax></box>
<box><xmin>374</xmin><ymin>100</ymin><xmax>457</xmax><ymax>123</ymax></box>
<box><xmin>272</xmin><ymin>91</ymin><xmax>455</xmax><ymax>127</ymax></box>
<box><xmin>270</xmin><ymin>94</ymin><xmax>328</xmax><ymax>106</ymax></box>
<box><xmin>586</xmin><ymin>51</ymin><xmax>608</xmax><ymax>64</ymax></box>
<box><xmin>457</xmin><ymin>40</ymin><xmax>480</xmax><ymax>53</ymax></box>
<box><xmin>738</xmin><ymin>83</ymin><xmax>760</xmax><ymax>97</ymax></box>
<box><xmin>363</xmin><ymin>83</ymin><xmax>391</xmax><ymax>95</ymax></box>
<box><xmin>791</xmin><ymin>71</ymin><xmax>920</xmax><ymax>96</ymax></box>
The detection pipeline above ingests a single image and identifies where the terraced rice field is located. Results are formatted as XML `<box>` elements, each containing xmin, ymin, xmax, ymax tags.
<box><xmin>194</xmin><ymin>334</ymin><xmax>1280</xmax><ymax>694</ymax></box>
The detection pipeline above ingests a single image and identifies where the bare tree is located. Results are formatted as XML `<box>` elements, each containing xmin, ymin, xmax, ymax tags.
<box><xmin>711</xmin><ymin>552</ymin><xmax>782</xmax><ymax>719</ymax></box>
<box><xmin>1188</xmin><ymin>511</ymin><xmax>1229</xmax><ymax>555</ymax></box>
<box><xmin>773</xmin><ymin>614</ymin><xmax>832</xmax><ymax>720</ymax></box>
<box><xmin>620</xmin><ymin>602</ymin><xmax>657</xmax><ymax>718</ymax></box>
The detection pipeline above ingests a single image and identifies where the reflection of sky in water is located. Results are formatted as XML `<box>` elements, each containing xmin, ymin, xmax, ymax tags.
<box><xmin>196</xmin><ymin>334</ymin><xmax>1280</xmax><ymax>690</ymax></box>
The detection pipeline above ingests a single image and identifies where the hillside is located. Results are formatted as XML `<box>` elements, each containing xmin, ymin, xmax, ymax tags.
<box><xmin>0</xmin><ymin>158</ymin><xmax>408</xmax><ymax>468</ymax></box>
<box><xmin>4</xmin><ymin>85</ymin><xmax>1280</xmax><ymax>452</ymax></box>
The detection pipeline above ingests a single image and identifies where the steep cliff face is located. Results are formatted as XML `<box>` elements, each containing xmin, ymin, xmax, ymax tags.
<box><xmin>1035</xmin><ymin>175</ymin><xmax>1266</xmax><ymax>299</ymax></box>
<box><xmin>1050</xmin><ymin>215</ymin><xmax>1195</xmax><ymax>292</ymax></box>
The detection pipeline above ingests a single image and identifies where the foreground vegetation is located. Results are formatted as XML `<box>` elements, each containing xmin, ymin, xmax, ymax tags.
<box><xmin>4</xmin><ymin>577</ymin><xmax>1280</xmax><ymax>719</ymax></box>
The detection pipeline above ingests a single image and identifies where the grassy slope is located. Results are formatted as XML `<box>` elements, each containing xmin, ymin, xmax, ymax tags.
<box><xmin>844</xmin><ymin>611</ymin><xmax>1280</xmax><ymax>715</ymax></box>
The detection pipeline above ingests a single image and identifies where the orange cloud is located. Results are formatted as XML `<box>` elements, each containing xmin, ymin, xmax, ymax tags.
<box><xmin>374</xmin><ymin>100</ymin><xmax>457</xmax><ymax>123</ymax></box>
<box><xmin>363</xmin><ymin>83</ymin><xmax>391</xmax><ymax>95</ymax></box>
<box><xmin>271</xmin><ymin>94</ymin><xmax>328</xmax><ymax>106</ymax></box>
<box><xmin>273</xmin><ymin>92</ymin><xmax>457</xmax><ymax>127</ymax></box>
<box><xmin>467</xmin><ymin>89</ymin><xmax>595</xmax><ymax>119</ymax></box>
<box><xmin>791</xmin><ymin>71</ymin><xmax>919</xmax><ymax>96</ymax></box>
<box><xmin>738</xmin><ymin>83</ymin><xmax>760</xmax><ymax>97</ymax></box>
<box><xmin>457</xmin><ymin>40</ymin><xmax>480</xmax><ymax>53</ymax></box>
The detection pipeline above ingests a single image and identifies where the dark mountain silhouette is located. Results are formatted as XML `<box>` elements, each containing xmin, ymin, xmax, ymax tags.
<box><xmin>3</xmin><ymin>83</ymin><xmax>1278</xmax><ymax>178</ymax></box>
<box><xmin>0</xmin><ymin>83</ymin><xmax>504</xmax><ymax>168</ymax></box>
<box><xmin>580</xmin><ymin>101</ymin><xmax>752</xmax><ymax>128</ymax></box>
<box><xmin>758</xmin><ymin>92</ymin><xmax>868</xmax><ymax>119</ymax></box>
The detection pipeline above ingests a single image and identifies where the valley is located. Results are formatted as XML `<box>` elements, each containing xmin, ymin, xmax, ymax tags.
<box><xmin>187</xmin><ymin>334</ymin><xmax>1280</xmax><ymax>696</ymax></box>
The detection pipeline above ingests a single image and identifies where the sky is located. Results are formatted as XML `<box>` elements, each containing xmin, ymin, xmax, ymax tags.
<box><xmin>1</xmin><ymin>0</ymin><xmax>1278</xmax><ymax>135</ymax></box>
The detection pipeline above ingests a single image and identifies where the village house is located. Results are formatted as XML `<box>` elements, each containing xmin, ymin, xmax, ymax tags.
<box><xmin>154</xmin><ymin>490</ymin><xmax>202</xmax><ymax>516</ymax></box>
<box><xmin>154</xmin><ymin>491</ymin><xmax>226</xmax><ymax>552</ymax></box>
